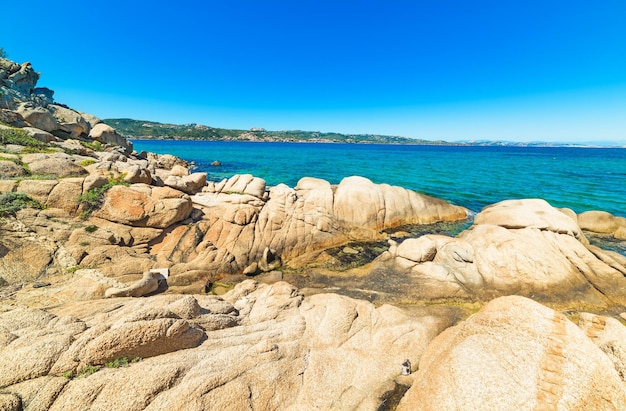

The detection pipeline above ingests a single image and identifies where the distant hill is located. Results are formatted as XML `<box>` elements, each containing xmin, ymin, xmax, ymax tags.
<box><xmin>103</xmin><ymin>118</ymin><xmax>626</xmax><ymax>148</ymax></box>
<box><xmin>103</xmin><ymin>118</ymin><xmax>443</xmax><ymax>145</ymax></box>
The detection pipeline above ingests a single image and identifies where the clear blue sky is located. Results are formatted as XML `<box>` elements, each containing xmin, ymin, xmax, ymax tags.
<box><xmin>2</xmin><ymin>0</ymin><xmax>625</xmax><ymax>143</ymax></box>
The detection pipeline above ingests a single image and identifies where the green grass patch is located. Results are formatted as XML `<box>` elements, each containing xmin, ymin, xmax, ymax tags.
<box><xmin>80</xmin><ymin>140</ymin><xmax>104</xmax><ymax>152</ymax></box>
<box><xmin>0</xmin><ymin>127</ymin><xmax>49</xmax><ymax>150</ymax></box>
<box><xmin>105</xmin><ymin>356</ymin><xmax>141</xmax><ymax>368</ymax></box>
<box><xmin>84</xmin><ymin>224</ymin><xmax>98</xmax><ymax>233</ymax></box>
<box><xmin>0</xmin><ymin>192</ymin><xmax>44</xmax><ymax>217</ymax></box>
<box><xmin>78</xmin><ymin>365</ymin><xmax>99</xmax><ymax>377</ymax></box>
<box><xmin>78</xmin><ymin>159</ymin><xmax>96</xmax><ymax>167</ymax></box>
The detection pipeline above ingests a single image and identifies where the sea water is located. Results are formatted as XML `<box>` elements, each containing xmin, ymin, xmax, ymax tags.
<box><xmin>132</xmin><ymin>140</ymin><xmax>626</xmax><ymax>217</ymax></box>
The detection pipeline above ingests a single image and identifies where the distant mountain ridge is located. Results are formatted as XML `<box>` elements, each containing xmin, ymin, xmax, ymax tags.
<box><xmin>104</xmin><ymin>118</ymin><xmax>626</xmax><ymax>147</ymax></box>
<box><xmin>103</xmin><ymin>118</ymin><xmax>433</xmax><ymax>144</ymax></box>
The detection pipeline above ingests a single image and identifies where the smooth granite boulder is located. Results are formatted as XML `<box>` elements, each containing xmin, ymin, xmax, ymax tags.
<box><xmin>397</xmin><ymin>296</ymin><xmax>626</xmax><ymax>410</ymax></box>
<box><xmin>377</xmin><ymin>199</ymin><xmax>626</xmax><ymax>306</ymax></box>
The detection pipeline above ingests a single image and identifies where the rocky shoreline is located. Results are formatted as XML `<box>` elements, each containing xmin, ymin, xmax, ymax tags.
<box><xmin>2</xmin><ymin>56</ymin><xmax>626</xmax><ymax>410</ymax></box>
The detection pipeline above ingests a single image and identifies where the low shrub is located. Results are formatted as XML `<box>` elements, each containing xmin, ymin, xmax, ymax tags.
<box><xmin>80</xmin><ymin>140</ymin><xmax>104</xmax><ymax>152</ymax></box>
<box><xmin>0</xmin><ymin>192</ymin><xmax>43</xmax><ymax>217</ymax></box>
<box><xmin>105</xmin><ymin>356</ymin><xmax>141</xmax><ymax>368</ymax></box>
<box><xmin>78</xmin><ymin>159</ymin><xmax>96</xmax><ymax>167</ymax></box>
<box><xmin>0</xmin><ymin>127</ymin><xmax>48</xmax><ymax>150</ymax></box>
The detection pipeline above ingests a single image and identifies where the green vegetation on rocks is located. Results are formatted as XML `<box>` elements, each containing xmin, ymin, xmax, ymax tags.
<box><xmin>0</xmin><ymin>126</ymin><xmax>49</xmax><ymax>150</ymax></box>
<box><xmin>104</xmin><ymin>118</ymin><xmax>434</xmax><ymax>144</ymax></box>
<box><xmin>77</xmin><ymin>175</ymin><xmax>129</xmax><ymax>218</ymax></box>
<box><xmin>0</xmin><ymin>192</ymin><xmax>43</xmax><ymax>217</ymax></box>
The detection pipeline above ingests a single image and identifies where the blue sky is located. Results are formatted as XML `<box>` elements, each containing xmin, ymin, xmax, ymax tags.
<box><xmin>2</xmin><ymin>0</ymin><xmax>625</xmax><ymax>143</ymax></box>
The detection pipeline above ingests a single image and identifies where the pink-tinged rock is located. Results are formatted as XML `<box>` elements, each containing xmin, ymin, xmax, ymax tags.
<box><xmin>93</xmin><ymin>184</ymin><xmax>192</xmax><ymax>229</ymax></box>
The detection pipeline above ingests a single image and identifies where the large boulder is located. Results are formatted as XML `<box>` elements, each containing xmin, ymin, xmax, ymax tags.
<box><xmin>164</xmin><ymin>172</ymin><xmax>207</xmax><ymax>194</ymax></box>
<box><xmin>93</xmin><ymin>184</ymin><xmax>192</xmax><ymax>229</ymax></box>
<box><xmin>15</xmin><ymin>103</ymin><xmax>58</xmax><ymax>132</ymax></box>
<box><xmin>0</xmin><ymin>109</ymin><xmax>26</xmax><ymax>127</ymax></box>
<box><xmin>49</xmin><ymin>105</ymin><xmax>89</xmax><ymax>138</ymax></box>
<box><xmin>397</xmin><ymin>296</ymin><xmax>626</xmax><ymax>410</ymax></box>
<box><xmin>333</xmin><ymin>176</ymin><xmax>468</xmax><ymax>232</ymax></box>
<box><xmin>377</xmin><ymin>199</ymin><xmax>626</xmax><ymax>306</ymax></box>
<box><xmin>5</xmin><ymin>62</ymin><xmax>39</xmax><ymax>96</ymax></box>
<box><xmin>26</xmin><ymin>157</ymin><xmax>88</xmax><ymax>178</ymax></box>
<box><xmin>204</xmin><ymin>173</ymin><xmax>267</xmax><ymax>199</ymax></box>
<box><xmin>89</xmin><ymin>123</ymin><xmax>133</xmax><ymax>153</ymax></box>
<box><xmin>22</xmin><ymin>126</ymin><xmax>57</xmax><ymax>143</ymax></box>
<box><xmin>578</xmin><ymin>210</ymin><xmax>626</xmax><ymax>240</ymax></box>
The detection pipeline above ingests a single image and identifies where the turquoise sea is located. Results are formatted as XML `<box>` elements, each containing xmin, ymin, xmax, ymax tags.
<box><xmin>131</xmin><ymin>140</ymin><xmax>626</xmax><ymax>218</ymax></box>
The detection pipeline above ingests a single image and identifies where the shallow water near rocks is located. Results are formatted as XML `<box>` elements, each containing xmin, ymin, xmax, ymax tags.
<box><xmin>132</xmin><ymin>140</ymin><xmax>626</xmax><ymax>217</ymax></box>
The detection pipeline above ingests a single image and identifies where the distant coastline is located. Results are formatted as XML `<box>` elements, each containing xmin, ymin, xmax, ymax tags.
<box><xmin>105</xmin><ymin>118</ymin><xmax>626</xmax><ymax>148</ymax></box>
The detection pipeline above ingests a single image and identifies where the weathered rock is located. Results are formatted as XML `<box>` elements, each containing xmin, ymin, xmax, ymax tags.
<box><xmin>79</xmin><ymin>111</ymin><xmax>102</xmax><ymax>128</ymax></box>
<box><xmin>397</xmin><ymin>296</ymin><xmax>626</xmax><ymax>410</ymax></box>
<box><xmin>147</xmin><ymin>153</ymin><xmax>188</xmax><ymax>170</ymax></box>
<box><xmin>93</xmin><ymin>184</ymin><xmax>192</xmax><ymax>228</ymax></box>
<box><xmin>49</xmin><ymin>104</ymin><xmax>89</xmax><ymax>138</ymax></box>
<box><xmin>105</xmin><ymin>271</ymin><xmax>164</xmax><ymax>298</ymax></box>
<box><xmin>579</xmin><ymin>210</ymin><xmax>626</xmax><ymax>240</ymax></box>
<box><xmin>81</xmin><ymin>318</ymin><xmax>205</xmax><ymax>365</ymax></box>
<box><xmin>22</xmin><ymin>126</ymin><xmax>57</xmax><ymax>142</ymax></box>
<box><xmin>164</xmin><ymin>172</ymin><xmax>207</xmax><ymax>194</ymax></box>
<box><xmin>475</xmin><ymin>198</ymin><xmax>583</xmax><ymax>238</ymax></box>
<box><xmin>0</xmin><ymin>308</ymin><xmax>84</xmax><ymax>387</ymax></box>
<box><xmin>16</xmin><ymin>179</ymin><xmax>58</xmax><ymax>203</ymax></box>
<box><xmin>333</xmin><ymin>176</ymin><xmax>468</xmax><ymax>232</ymax></box>
<box><xmin>0</xmin><ymin>159</ymin><xmax>26</xmax><ymax>178</ymax></box>
<box><xmin>0</xmin><ymin>393</ymin><xmax>21</xmax><ymax>411</ymax></box>
<box><xmin>579</xmin><ymin>312</ymin><xmax>626</xmax><ymax>381</ymax></box>
<box><xmin>376</xmin><ymin>199</ymin><xmax>626</xmax><ymax>305</ymax></box>
<box><xmin>122</xmin><ymin>163</ymin><xmax>153</xmax><ymax>184</ymax></box>
<box><xmin>204</xmin><ymin>173</ymin><xmax>267</xmax><ymax>198</ymax></box>
<box><xmin>27</xmin><ymin>156</ymin><xmax>88</xmax><ymax>177</ymax></box>
<box><xmin>0</xmin><ymin>109</ymin><xmax>26</xmax><ymax>127</ymax></box>
<box><xmin>45</xmin><ymin>177</ymin><xmax>83</xmax><ymax>213</ymax></box>
<box><xmin>6</xmin><ymin>62</ymin><xmax>39</xmax><ymax>96</ymax></box>
<box><xmin>0</xmin><ymin>179</ymin><xmax>16</xmax><ymax>193</ymax></box>
<box><xmin>396</xmin><ymin>236</ymin><xmax>438</xmax><ymax>263</ymax></box>
<box><xmin>15</xmin><ymin>103</ymin><xmax>58</xmax><ymax>132</ymax></box>
<box><xmin>89</xmin><ymin>123</ymin><xmax>133</xmax><ymax>153</ymax></box>
<box><xmin>0</xmin><ymin>236</ymin><xmax>54</xmax><ymax>285</ymax></box>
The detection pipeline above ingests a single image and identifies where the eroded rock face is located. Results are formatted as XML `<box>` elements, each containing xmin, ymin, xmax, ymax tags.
<box><xmin>89</xmin><ymin>123</ymin><xmax>133</xmax><ymax>154</ymax></box>
<box><xmin>378</xmin><ymin>199</ymin><xmax>626</xmax><ymax>305</ymax></box>
<box><xmin>397</xmin><ymin>296</ymin><xmax>626</xmax><ymax>410</ymax></box>
<box><xmin>175</xmin><ymin>175</ymin><xmax>468</xmax><ymax>275</ymax></box>
<box><xmin>94</xmin><ymin>184</ymin><xmax>193</xmax><ymax>229</ymax></box>
<box><xmin>0</xmin><ymin>281</ymin><xmax>455</xmax><ymax>410</ymax></box>
<box><xmin>1</xmin><ymin>56</ymin><xmax>132</xmax><ymax>152</ymax></box>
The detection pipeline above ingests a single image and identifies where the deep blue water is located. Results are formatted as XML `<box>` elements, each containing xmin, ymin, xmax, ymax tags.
<box><xmin>132</xmin><ymin>140</ymin><xmax>626</xmax><ymax>217</ymax></box>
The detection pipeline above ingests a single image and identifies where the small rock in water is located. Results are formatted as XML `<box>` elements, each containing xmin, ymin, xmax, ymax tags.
<box><xmin>211</xmin><ymin>160</ymin><xmax>221</xmax><ymax>166</ymax></box>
